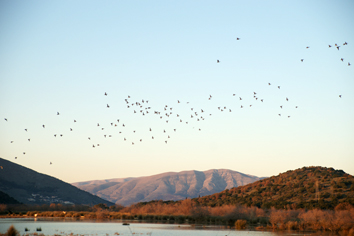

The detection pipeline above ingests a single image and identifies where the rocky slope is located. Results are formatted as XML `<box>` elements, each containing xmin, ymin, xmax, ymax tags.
<box><xmin>72</xmin><ymin>169</ymin><xmax>262</xmax><ymax>206</ymax></box>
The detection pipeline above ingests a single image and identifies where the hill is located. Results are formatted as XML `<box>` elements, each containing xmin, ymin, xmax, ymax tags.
<box><xmin>0</xmin><ymin>190</ymin><xmax>22</xmax><ymax>205</ymax></box>
<box><xmin>0</xmin><ymin>158</ymin><xmax>114</xmax><ymax>206</ymax></box>
<box><xmin>191</xmin><ymin>166</ymin><xmax>354</xmax><ymax>209</ymax></box>
<box><xmin>72</xmin><ymin>169</ymin><xmax>263</xmax><ymax>206</ymax></box>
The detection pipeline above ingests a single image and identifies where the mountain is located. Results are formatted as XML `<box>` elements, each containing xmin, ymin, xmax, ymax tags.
<box><xmin>0</xmin><ymin>158</ymin><xmax>114</xmax><ymax>206</ymax></box>
<box><xmin>72</xmin><ymin>169</ymin><xmax>263</xmax><ymax>206</ymax></box>
<box><xmin>191</xmin><ymin>166</ymin><xmax>354</xmax><ymax>209</ymax></box>
<box><xmin>0</xmin><ymin>190</ymin><xmax>22</xmax><ymax>205</ymax></box>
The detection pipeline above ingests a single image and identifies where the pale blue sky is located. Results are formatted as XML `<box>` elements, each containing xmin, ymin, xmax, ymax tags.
<box><xmin>1</xmin><ymin>0</ymin><xmax>353</xmax><ymax>183</ymax></box>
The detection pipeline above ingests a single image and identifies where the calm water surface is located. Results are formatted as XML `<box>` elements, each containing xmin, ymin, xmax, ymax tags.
<box><xmin>0</xmin><ymin>218</ymin><xmax>319</xmax><ymax>236</ymax></box>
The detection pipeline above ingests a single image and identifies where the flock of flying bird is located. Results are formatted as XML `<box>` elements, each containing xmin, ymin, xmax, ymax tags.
<box><xmin>1</xmin><ymin>38</ymin><xmax>350</xmax><ymax>166</ymax></box>
<box><xmin>2</xmin><ymin>84</ymin><xmax>296</xmax><ymax>165</ymax></box>
<box><xmin>301</xmin><ymin>41</ymin><xmax>351</xmax><ymax>66</ymax></box>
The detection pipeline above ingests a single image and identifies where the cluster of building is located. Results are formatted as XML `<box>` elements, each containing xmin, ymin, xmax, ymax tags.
<box><xmin>28</xmin><ymin>194</ymin><xmax>74</xmax><ymax>205</ymax></box>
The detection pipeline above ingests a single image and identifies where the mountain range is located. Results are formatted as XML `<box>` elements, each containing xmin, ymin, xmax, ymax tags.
<box><xmin>72</xmin><ymin>169</ymin><xmax>263</xmax><ymax>206</ymax></box>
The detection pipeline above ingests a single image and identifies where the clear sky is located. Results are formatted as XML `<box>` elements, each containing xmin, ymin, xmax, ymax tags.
<box><xmin>0</xmin><ymin>0</ymin><xmax>353</xmax><ymax>183</ymax></box>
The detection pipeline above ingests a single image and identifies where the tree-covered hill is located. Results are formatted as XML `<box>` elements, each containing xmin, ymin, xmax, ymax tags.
<box><xmin>192</xmin><ymin>166</ymin><xmax>354</xmax><ymax>209</ymax></box>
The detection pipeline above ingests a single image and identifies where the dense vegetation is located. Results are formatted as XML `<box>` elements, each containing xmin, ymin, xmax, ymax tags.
<box><xmin>189</xmin><ymin>166</ymin><xmax>354</xmax><ymax>209</ymax></box>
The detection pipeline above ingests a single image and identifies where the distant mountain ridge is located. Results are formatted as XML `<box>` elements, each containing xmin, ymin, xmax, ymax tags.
<box><xmin>72</xmin><ymin>169</ymin><xmax>263</xmax><ymax>206</ymax></box>
<box><xmin>0</xmin><ymin>158</ymin><xmax>114</xmax><ymax>206</ymax></box>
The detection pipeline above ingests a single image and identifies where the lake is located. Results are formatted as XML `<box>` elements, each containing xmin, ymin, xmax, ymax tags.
<box><xmin>0</xmin><ymin>218</ymin><xmax>325</xmax><ymax>236</ymax></box>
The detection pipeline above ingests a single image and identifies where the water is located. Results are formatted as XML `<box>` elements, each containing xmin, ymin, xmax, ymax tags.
<box><xmin>0</xmin><ymin>218</ymin><xmax>315</xmax><ymax>236</ymax></box>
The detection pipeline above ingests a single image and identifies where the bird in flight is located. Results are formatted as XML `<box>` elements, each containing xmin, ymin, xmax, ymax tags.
<box><xmin>341</xmin><ymin>58</ymin><xmax>344</xmax><ymax>61</ymax></box>
<box><xmin>237</xmin><ymin>38</ymin><xmax>240</xmax><ymax>40</ymax></box>
<box><xmin>301</xmin><ymin>59</ymin><xmax>304</xmax><ymax>62</ymax></box>
<box><xmin>339</xmin><ymin>95</ymin><xmax>342</xmax><ymax>98</ymax></box>
<box><xmin>217</xmin><ymin>60</ymin><xmax>220</xmax><ymax>63</ymax></box>
<box><xmin>105</xmin><ymin>92</ymin><xmax>107</xmax><ymax>96</ymax></box>
<box><xmin>278</xmin><ymin>86</ymin><xmax>280</xmax><ymax>89</ymax></box>
<box><xmin>57</xmin><ymin>112</ymin><xmax>60</xmax><ymax>115</ymax></box>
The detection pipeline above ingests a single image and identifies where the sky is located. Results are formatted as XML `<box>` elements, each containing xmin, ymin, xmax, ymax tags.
<box><xmin>0</xmin><ymin>0</ymin><xmax>353</xmax><ymax>183</ymax></box>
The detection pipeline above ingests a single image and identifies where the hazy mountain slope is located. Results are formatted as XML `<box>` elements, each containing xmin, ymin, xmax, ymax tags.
<box><xmin>192</xmin><ymin>166</ymin><xmax>354</xmax><ymax>209</ymax></box>
<box><xmin>73</xmin><ymin>169</ymin><xmax>262</xmax><ymax>206</ymax></box>
<box><xmin>72</xmin><ymin>177</ymin><xmax>134</xmax><ymax>193</ymax></box>
<box><xmin>0</xmin><ymin>158</ymin><xmax>114</xmax><ymax>206</ymax></box>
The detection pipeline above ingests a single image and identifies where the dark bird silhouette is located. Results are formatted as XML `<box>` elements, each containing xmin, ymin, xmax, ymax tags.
<box><xmin>349</xmin><ymin>62</ymin><xmax>351</xmax><ymax>66</ymax></box>
<box><xmin>28</xmin><ymin>139</ymin><xmax>30</xmax><ymax>142</ymax></box>
<box><xmin>70</xmin><ymin>128</ymin><xmax>73</xmax><ymax>131</ymax></box>
<box><xmin>339</xmin><ymin>95</ymin><xmax>342</xmax><ymax>98</ymax></box>
<box><xmin>329</xmin><ymin>45</ymin><xmax>332</xmax><ymax>48</ymax></box>
<box><xmin>50</xmin><ymin>162</ymin><xmax>52</xmax><ymax>165</ymax></box>
<box><xmin>217</xmin><ymin>60</ymin><xmax>220</xmax><ymax>63</ymax></box>
<box><xmin>278</xmin><ymin>114</ymin><xmax>281</xmax><ymax>116</ymax></box>
<box><xmin>237</xmin><ymin>38</ymin><xmax>240</xmax><ymax>40</ymax></box>
<box><xmin>57</xmin><ymin>112</ymin><xmax>60</xmax><ymax>115</ymax></box>
<box><xmin>107</xmin><ymin>104</ymin><xmax>110</xmax><ymax>108</ymax></box>
<box><xmin>54</xmin><ymin>134</ymin><xmax>57</xmax><ymax>137</ymax></box>
<box><xmin>343</xmin><ymin>42</ymin><xmax>348</xmax><ymax>45</ymax></box>
<box><xmin>306</xmin><ymin>46</ymin><xmax>309</xmax><ymax>49</ymax></box>
<box><xmin>42</xmin><ymin>125</ymin><xmax>45</xmax><ymax>128</ymax></box>
<box><xmin>278</xmin><ymin>86</ymin><xmax>280</xmax><ymax>89</ymax></box>
<box><xmin>337</xmin><ymin>46</ymin><xmax>340</xmax><ymax>50</ymax></box>
<box><xmin>268</xmin><ymin>83</ymin><xmax>271</xmax><ymax>85</ymax></box>
<box><xmin>301</xmin><ymin>59</ymin><xmax>304</xmax><ymax>62</ymax></box>
<box><xmin>105</xmin><ymin>92</ymin><xmax>107</xmax><ymax>96</ymax></box>
<box><xmin>4</xmin><ymin>118</ymin><xmax>7</xmax><ymax>121</ymax></box>
<box><xmin>280</xmin><ymin>106</ymin><xmax>283</xmax><ymax>109</ymax></box>
<box><xmin>286</xmin><ymin>97</ymin><xmax>289</xmax><ymax>101</ymax></box>
<box><xmin>25</xmin><ymin>129</ymin><xmax>27</xmax><ymax>132</ymax></box>
<box><xmin>341</xmin><ymin>58</ymin><xmax>344</xmax><ymax>61</ymax></box>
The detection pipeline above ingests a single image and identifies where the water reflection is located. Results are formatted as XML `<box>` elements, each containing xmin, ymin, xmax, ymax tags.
<box><xmin>0</xmin><ymin>218</ymin><xmax>335</xmax><ymax>236</ymax></box>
